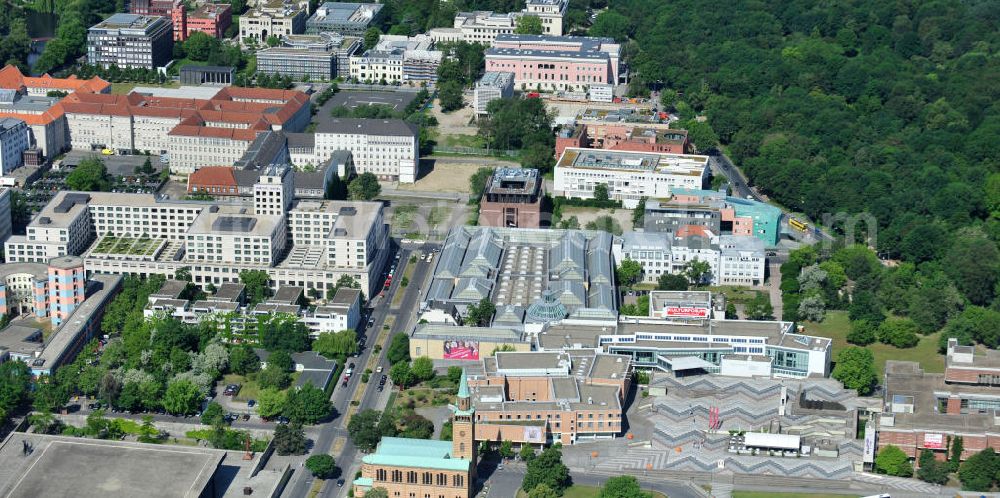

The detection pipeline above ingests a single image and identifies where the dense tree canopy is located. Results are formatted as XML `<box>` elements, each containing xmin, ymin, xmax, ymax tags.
<box><xmin>605</xmin><ymin>0</ymin><xmax>1000</xmax><ymax>276</ymax></box>
<box><xmin>66</xmin><ymin>158</ymin><xmax>111</xmax><ymax>192</ymax></box>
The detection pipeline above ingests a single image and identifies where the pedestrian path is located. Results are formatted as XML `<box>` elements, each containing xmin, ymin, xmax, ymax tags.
<box><xmin>853</xmin><ymin>471</ymin><xmax>941</xmax><ymax>495</ymax></box>
<box><xmin>709</xmin><ymin>481</ymin><xmax>733</xmax><ymax>498</ymax></box>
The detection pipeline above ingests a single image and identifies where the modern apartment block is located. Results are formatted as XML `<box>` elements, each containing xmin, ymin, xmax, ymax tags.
<box><xmin>465</xmin><ymin>350</ymin><xmax>631</xmax><ymax>446</ymax></box>
<box><xmin>87</xmin><ymin>14</ymin><xmax>174</xmax><ymax>70</ymax></box>
<box><xmin>145</xmin><ymin>282</ymin><xmax>361</xmax><ymax>338</ymax></box>
<box><xmin>554</xmin><ymin>148</ymin><xmax>709</xmax><ymax>209</ymax></box>
<box><xmin>0</xmin><ymin>272</ymin><xmax>121</xmax><ymax>376</ymax></box>
<box><xmin>171</xmin><ymin>3</ymin><xmax>232</xmax><ymax>41</ymax></box>
<box><xmin>485</xmin><ymin>34</ymin><xmax>620</xmax><ymax>92</ymax></box>
<box><xmin>555</xmin><ymin>123</ymin><xmax>691</xmax><ymax>158</ymax></box>
<box><xmin>0</xmin><ymin>187</ymin><xmax>11</xmax><ymax>244</ymax></box>
<box><xmin>473</xmin><ymin>71</ymin><xmax>514</xmax><ymax>115</ymax></box>
<box><xmin>644</xmin><ymin>189</ymin><xmax>783</xmax><ymax>247</ymax></box>
<box><xmin>428</xmin><ymin>0</ymin><xmax>567</xmax><ymax>44</ymax></box>
<box><xmin>58</xmin><ymin>86</ymin><xmax>310</xmax><ymax>174</ymax></box>
<box><xmin>256</xmin><ymin>33</ymin><xmax>361</xmax><ymax>80</ymax></box>
<box><xmin>477</xmin><ymin>167</ymin><xmax>544</xmax><ymax>229</ymax></box>
<box><xmin>348</xmin><ymin>34</ymin><xmax>442</xmax><ymax>84</ymax></box>
<box><xmin>306</xmin><ymin>2</ymin><xmax>384</xmax><ymax>36</ymax></box>
<box><xmin>240</xmin><ymin>1</ymin><xmax>308</xmax><ymax>42</ymax></box>
<box><xmin>311</xmin><ymin>118</ymin><xmax>418</xmax><ymax>182</ymax></box>
<box><xmin>6</xmin><ymin>171</ymin><xmax>390</xmax><ymax>297</ymax></box>
<box><xmin>0</xmin><ymin>118</ymin><xmax>29</xmax><ymax>175</ymax></box>
<box><xmin>0</xmin><ymin>256</ymin><xmax>85</xmax><ymax>326</ymax></box>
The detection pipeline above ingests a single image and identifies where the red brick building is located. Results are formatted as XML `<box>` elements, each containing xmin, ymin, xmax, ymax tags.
<box><xmin>477</xmin><ymin>167</ymin><xmax>545</xmax><ymax>229</ymax></box>
<box><xmin>131</xmin><ymin>0</ymin><xmax>176</xmax><ymax>17</ymax></box>
<box><xmin>555</xmin><ymin>123</ymin><xmax>690</xmax><ymax>159</ymax></box>
<box><xmin>172</xmin><ymin>3</ymin><xmax>233</xmax><ymax>41</ymax></box>
<box><xmin>878</xmin><ymin>340</ymin><xmax>1000</xmax><ymax>463</ymax></box>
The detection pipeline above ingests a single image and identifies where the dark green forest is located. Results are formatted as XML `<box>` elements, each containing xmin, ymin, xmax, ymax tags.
<box><xmin>604</xmin><ymin>0</ymin><xmax>998</xmax><ymax>256</ymax></box>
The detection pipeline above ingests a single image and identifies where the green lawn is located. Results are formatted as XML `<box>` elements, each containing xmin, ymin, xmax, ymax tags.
<box><xmin>802</xmin><ymin>310</ymin><xmax>944</xmax><ymax>377</ymax></box>
<box><xmin>733</xmin><ymin>492</ymin><xmax>859</xmax><ymax>498</ymax></box>
<box><xmin>517</xmin><ymin>486</ymin><xmax>666</xmax><ymax>498</ymax></box>
<box><xmin>224</xmin><ymin>373</ymin><xmax>261</xmax><ymax>402</ymax></box>
<box><xmin>392</xmin><ymin>204</ymin><xmax>418</xmax><ymax>231</ymax></box>
<box><xmin>438</xmin><ymin>133</ymin><xmax>486</xmax><ymax>148</ymax></box>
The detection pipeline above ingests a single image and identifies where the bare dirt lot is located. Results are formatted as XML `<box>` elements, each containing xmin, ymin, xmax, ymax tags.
<box><xmin>561</xmin><ymin>205</ymin><xmax>634</xmax><ymax>231</ymax></box>
<box><xmin>429</xmin><ymin>97</ymin><xmax>478</xmax><ymax>136</ymax></box>
<box><xmin>398</xmin><ymin>157</ymin><xmax>518</xmax><ymax>193</ymax></box>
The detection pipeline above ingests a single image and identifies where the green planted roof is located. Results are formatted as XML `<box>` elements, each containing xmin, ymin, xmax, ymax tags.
<box><xmin>361</xmin><ymin>437</ymin><xmax>471</xmax><ymax>472</ymax></box>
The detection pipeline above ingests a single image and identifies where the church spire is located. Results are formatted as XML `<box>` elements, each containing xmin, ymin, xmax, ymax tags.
<box><xmin>458</xmin><ymin>368</ymin><xmax>470</xmax><ymax>399</ymax></box>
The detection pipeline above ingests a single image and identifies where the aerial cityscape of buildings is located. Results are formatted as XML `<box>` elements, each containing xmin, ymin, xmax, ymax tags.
<box><xmin>0</xmin><ymin>1</ymin><xmax>990</xmax><ymax>497</ymax></box>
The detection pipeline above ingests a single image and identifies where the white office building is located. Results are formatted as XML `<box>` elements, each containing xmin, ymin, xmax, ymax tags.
<box><xmin>7</xmin><ymin>168</ymin><xmax>390</xmax><ymax>296</ymax></box>
<box><xmin>719</xmin><ymin>235</ymin><xmax>766</xmax><ymax>286</ymax></box>
<box><xmin>87</xmin><ymin>14</ymin><xmax>174</xmax><ymax>69</ymax></box>
<box><xmin>612</xmin><ymin>230</ymin><xmax>765</xmax><ymax>287</ymax></box>
<box><xmin>554</xmin><ymin>148</ymin><xmax>710</xmax><ymax>209</ymax></box>
<box><xmin>0</xmin><ymin>118</ymin><xmax>29</xmax><ymax>176</ymax></box>
<box><xmin>428</xmin><ymin>0</ymin><xmax>567</xmax><ymax>44</ymax></box>
<box><xmin>348</xmin><ymin>34</ymin><xmax>442</xmax><ymax>84</ymax></box>
<box><xmin>312</xmin><ymin>118</ymin><xmax>419</xmax><ymax>183</ymax></box>
<box><xmin>474</xmin><ymin>71</ymin><xmax>514</xmax><ymax>115</ymax></box>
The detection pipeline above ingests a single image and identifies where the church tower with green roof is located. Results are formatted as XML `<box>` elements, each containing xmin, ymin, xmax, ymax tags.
<box><xmin>451</xmin><ymin>368</ymin><xmax>477</xmax><ymax>477</ymax></box>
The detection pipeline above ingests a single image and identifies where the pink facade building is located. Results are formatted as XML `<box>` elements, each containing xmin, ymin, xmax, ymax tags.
<box><xmin>485</xmin><ymin>34</ymin><xmax>620</xmax><ymax>92</ymax></box>
<box><xmin>0</xmin><ymin>256</ymin><xmax>85</xmax><ymax>326</ymax></box>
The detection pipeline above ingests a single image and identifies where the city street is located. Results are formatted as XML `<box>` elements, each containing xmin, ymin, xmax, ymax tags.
<box><xmin>284</xmin><ymin>240</ymin><xmax>441</xmax><ymax>498</ymax></box>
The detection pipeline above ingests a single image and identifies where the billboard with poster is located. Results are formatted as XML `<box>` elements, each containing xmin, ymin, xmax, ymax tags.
<box><xmin>924</xmin><ymin>433</ymin><xmax>944</xmax><ymax>449</ymax></box>
<box><xmin>862</xmin><ymin>425</ymin><xmax>876</xmax><ymax>463</ymax></box>
<box><xmin>664</xmin><ymin>306</ymin><xmax>710</xmax><ymax>319</ymax></box>
<box><xmin>443</xmin><ymin>340</ymin><xmax>479</xmax><ymax>360</ymax></box>
<box><xmin>523</xmin><ymin>426</ymin><xmax>544</xmax><ymax>443</ymax></box>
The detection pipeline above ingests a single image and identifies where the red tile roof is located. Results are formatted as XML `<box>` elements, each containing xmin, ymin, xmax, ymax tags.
<box><xmin>60</xmin><ymin>85</ymin><xmax>309</xmax><ymax>140</ymax></box>
<box><xmin>188</xmin><ymin>166</ymin><xmax>237</xmax><ymax>192</ymax></box>
<box><xmin>0</xmin><ymin>65</ymin><xmax>110</xmax><ymax>94</ymax></box>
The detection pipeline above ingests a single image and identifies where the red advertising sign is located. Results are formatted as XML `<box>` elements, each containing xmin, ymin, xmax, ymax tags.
<box><xmin>443</xmin><ymin>340</ymin><xmax>479</xmax><ymax>360</ymax></box>
<box><xmin>924</xmin><ymin>433</ymin><xmax>944</xmax><ymax>449</ymax></box>
<box><xmin>665</xmin><ymin>306</ymin><xmax>710</xmax><ymax>318</ymax></box>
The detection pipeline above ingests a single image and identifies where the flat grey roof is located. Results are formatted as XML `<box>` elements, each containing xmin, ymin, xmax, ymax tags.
<box><xmin>152</xmin><ymin>279</ymin><xmax>188</xmax><ymax>299</ymax></box>
<box><xmin>330</xmin><ymin>287</ymin><xmax>361</xmax><ymax>306</ymax></box>
<box><xmin>314</xmin><ymin>117</ymin><xmax>417</xmax><ymax>137</ymax></box>
<box><xmin>412</xmin><ymin>324</ymin><xmax>525</xmax><ymax>342</ymax></box>
<box><xmin>495</xmin><ymin>351</ymin><xmax>564</xmax><ymax>371</ymax></box>
<box><xmin>271</xmin><ymin>286</ymin><xmax>303</xmax><ymax>305</ymax></box>
<box><xmin>0</xmin><ymin>437</ymin><xmax>221</xmax><ymax>498</ymax></box>
<box><xmin>210</xmin><ymin>283</ymin><xmax>246</xmax><ymax>302</ymax></box>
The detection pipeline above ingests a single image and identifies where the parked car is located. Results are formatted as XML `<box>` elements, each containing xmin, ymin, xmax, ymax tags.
<box><xmin>276</xmin><ymin>416</ymin><xmax>290</xmax><ymax>425</ymax></box>
<box><xmin>247</xmin><ymin>399</ymin><xmax>256</xmax><ymax>408</ymax></box>
<box><xmin>379</xmin><ymin>375</ymin><xmax>387</xmax><ymax>385</ymax></box>
<box><xmin>375</xmin><ymin>365</ymin><xmax>383</xmax><ymax>373</ymax></box>
<box><xmin>337</xmin><ymin>479</ymin><xmax>345</xmax><ymax>487</ymax></box>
